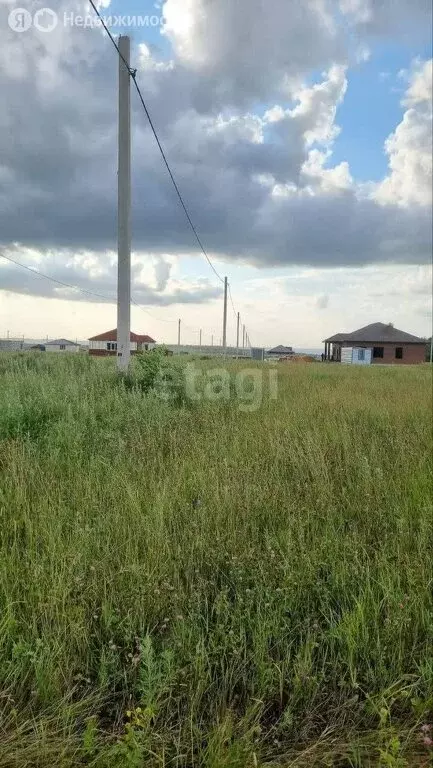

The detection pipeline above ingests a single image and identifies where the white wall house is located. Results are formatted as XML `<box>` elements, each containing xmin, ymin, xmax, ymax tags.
<box><xmin>341</xmin><ymin>347</ymin><xmax>372</xmax><ymax>365</ymax></box>
<box><xmin>88</xmin><ymin>340</ymin><xmax>140</xmax><ymax>352</ymax></box>
<box><xmin>88</xmin><ymin>329</ymin><xmax>156</xmax><ymax>356</ymax></box>
<box><xmin>45</xmin><ymin>339</ymin><xmax>80</xmax><ymax>353</ymax></box>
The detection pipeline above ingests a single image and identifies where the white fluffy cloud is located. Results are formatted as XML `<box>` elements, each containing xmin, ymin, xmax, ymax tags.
<box><xmin>339</xmin><ymin>0</ymin><xmax>432</xmax><ymax>36</ymax></box>
<box><xmin>162</xmin><ymin>0</ymin><xmax>343</xmax><ymax>103</ymax></box>
<box><xmin>263</xmin><ymin>64</ymin><xmax>348</xmax><ymax>148</ymax></box>
<box><xmin>0</xmin><ymin>0</ymin><xmax>431</xmax><ymax>324</ymax></box>
<box><xmin>375</xmin><ymin>59</ymin><xmax>432</xmax><ymax>206</ymax></box>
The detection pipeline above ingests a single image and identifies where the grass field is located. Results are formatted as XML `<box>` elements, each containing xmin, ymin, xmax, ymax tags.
<box><xmin>0</xmin><ymin>352</ymin><xmax>432</xmax><ymax>767</ymax></box>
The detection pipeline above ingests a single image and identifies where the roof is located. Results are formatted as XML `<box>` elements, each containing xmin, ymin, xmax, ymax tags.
<box><xmin>324</xmin><ymin>333</ymin><xmax>349</xmax><ymax>343</ymax></box>
<box><xmin>324</xmin><ymin>323</ymin><xmax>425</xmax><ymax>345</ymax></box>
<box><xmin>45</xmin><ymin>338</ymin><xmax>77</xmax><ymax>346</ymax></box>
<box><xmin>88</xmin><ymin>329</ymin><xmax>156</xmax><ymax>343</ymax></box>
<box><xmin>268</xmin><ymin>345</ymin><xmax>294</xmax><ymax>354</ymax></box>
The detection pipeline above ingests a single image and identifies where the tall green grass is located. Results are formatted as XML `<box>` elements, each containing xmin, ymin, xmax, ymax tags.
<box><xmin>0</xmin><ymin>353</ymin><xmax>431</xmax><ymax>767</ymax></box>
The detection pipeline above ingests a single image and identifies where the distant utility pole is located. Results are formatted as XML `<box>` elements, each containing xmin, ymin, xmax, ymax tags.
<box><xmin>430</xmin><ymin>334</ymin><xmax>433</xmax><ymax>363</ymax></box>
<box><xmin>199</xmin><ymin>329</ymin><xmax>202</xmax><ymax>349</ymax></box>
<box><xmin>236</xmin><ymin>312</ymin><xmax>240</xmax><ymax>358</ymax></box>
<box><xmin>117</xmin><ymin>36</ymin><xmax>132</xmax><ymax>373</ymax></box>
<box><xmin>222</xmin><ymin>276</ymin><xmax>228</xmax><ymax>354</ymax></box>
<box><xmin>211</xmin><ymin>335</ymin><xmax>214</xmax><ymax>346</ymax></box>
<box><xmin>178</xmin><ymin>319</ymin><xmax>181</xmax><ymax>347</ymax></box>
<box><xmin>242</xmin><ymin>324</ymin><xmax>246</xmax><ymax>348</ymax></box>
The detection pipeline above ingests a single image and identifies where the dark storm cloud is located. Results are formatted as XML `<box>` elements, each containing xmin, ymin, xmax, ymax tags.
<box><xmin>0</xmin><ymin>0</ymin><xmax>431</xmax><ymax>304</ymax></box>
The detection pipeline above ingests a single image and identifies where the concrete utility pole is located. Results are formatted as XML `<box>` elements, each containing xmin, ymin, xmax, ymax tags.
<box><xmin>236</xmin><ymin>312</ymin><xmax>240</xmax><ymax>357</ymax></box>
<box><xmin>222</xmin><ymin>276</ymin><xmax>228</xmax><ymax>354</ymax></box>
<box><xmin>242</xmin><ymin>324</ymin><xmax>246</xmax><ymax>348</ymax></box>
<box><xmin>211</xmin><ymin>335</ymin><xmax>214</xmax><ymax>346</ymax></box>
<box><xmin>199</xmin><ymin>329</ymin><xmax>202</xmax><ymax>349</ymax></box>
<box><xmin>178</xmin><ymin>319</ymin><xmax>181</xmax><ymax>348</ymax></box>
<box><xmin>117</xmin><ymin>36</ymin><xmax>132</xmax><ymax>372</ymax></box>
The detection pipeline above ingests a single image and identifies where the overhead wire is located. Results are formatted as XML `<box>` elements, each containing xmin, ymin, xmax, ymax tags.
<box><xmin>0</xmin><ymin>253</ymin><xmax>116</xmax><ymax>303</ymax></box>
<box><xmin>88</xmin><ymin>0</ymin><xmax>225</xmax><ymax>286</ymax></box>
<box><xmin>5</xmin><ymin>6</ymin><xmax>257</xmax><ymax>351</ymax></box>
<box><xmin>88</xmin><ymin>2</ymin><xmax>258</xmax><ymax>346</ymax></box>
<box><xmin>1</xmin><ymin>253</ymin><xmax>221</xmax><ymax>343</ymax></box>
<box><xmin>228</xmin><ymin>283</ymin><xmax>238</xmax><ymax>320</ymax></box>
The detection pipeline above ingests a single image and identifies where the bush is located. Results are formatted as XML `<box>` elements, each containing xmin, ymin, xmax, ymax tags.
<box><xmin>131</xmin><ymin>349</ymin><xmax>189</xmax><ymax>406</ymax></box>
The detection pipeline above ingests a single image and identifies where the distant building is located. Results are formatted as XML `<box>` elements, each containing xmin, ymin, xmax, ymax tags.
<box><xmin>267</xmin><ymin>345</ymin><xmax>294</xmax><ymax>357</ymax></box>
<box><xmin>45</xmin><ymin>339</ymin><xmax>80</xmax><ymax>353</ymax></box>
<box><xmin>88</xmin><ymin>329</ymin><xmax>156</xmax><ymax>356</ymax></box>
<box><xmin>323</xmin><ymin>323</ymin><xmax>426</xmax><ymax>365</ymax></box>
<box><xmin>0</xmin><ymin>339</ymin><xmax>25</xmax><ymax>351</ymax></box>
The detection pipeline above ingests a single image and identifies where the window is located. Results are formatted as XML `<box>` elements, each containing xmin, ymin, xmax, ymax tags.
<box><xmin>60</xmin><ymin>344</ymin><xmax>66</xmax><ymax>351</ymax></box>
<box><xmin>373</xmin><ymin>346</ymin><xmax>384</xmax><ymax>359</ymax></box>
<box><xmin>107</xmin><ymin>342</ymin><xmax>117</xmax><ymax>351</ymax></box>
<box><xmin>395</xmin><ymin>347</ymin><xmax>403</xmax><ymax>359</ymax></box>
<box><xmin>357</xmin><ymin>349</ymin><xmax>365</xmax><ymax>361</ymax></box>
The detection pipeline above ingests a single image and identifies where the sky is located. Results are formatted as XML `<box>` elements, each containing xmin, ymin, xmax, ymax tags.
<box><xmin>0</xmin><ymin>0</ymin><xmax>432</xmax><ymax>348</ymax></box>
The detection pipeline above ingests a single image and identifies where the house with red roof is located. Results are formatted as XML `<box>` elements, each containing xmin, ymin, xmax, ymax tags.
<box><xmin>88</xmin><ymin>329</ymin><xmax>156</xmax><ymax>357</ymax></box>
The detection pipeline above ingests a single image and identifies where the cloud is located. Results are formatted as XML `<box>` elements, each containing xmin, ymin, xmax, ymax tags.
<box><xmin>339</xmin><ymin>0</ymin><xmax>432</xmax><ymax>38</ymax></box>
<box><xmin>375</xmin><ymin>59</ymin><xmax>432</xmax><ymax>206</ymax></box>
<box><xmin>242</xmin><ymin>263</ymin><xmax>432</xmax><ymax>344</ymax></box>
<box><xmin>267</xmin><ymin>64</ymin><xmax>348</xmax><ymax>147</ymax></box>
<box><xmin>161</xmin><ymin>0</ymin><xmax>344</xmax><ymax>104</ymax></box>
<box><xmin>0</xmin><ymin>246</ymin><xmax>221</xmax><ymax>305</ymax></box>
<box><xmin>0</xmin><ymin>0</ymin><xmax>431</xmax><ymax>309</ymax></box>
<box><xmin>316</xmin><ymin>294</ymin><xmax>330</xmax><ymax>309</ymax></box>
<box><xmin>153</xmin><ymin>256</ymin><xmax>172</xmax><ymax>291</ymax></box>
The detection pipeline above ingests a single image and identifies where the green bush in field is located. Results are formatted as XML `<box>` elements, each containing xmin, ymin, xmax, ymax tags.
<box><xmin>0</xmin><ymin>353</ymin><xmax>431</xmax><ymax>767</ymax></box>
<box><xmin>130</xmin><ymin>347</ymin><xmax>189</xmax><ymax>406</ymax></box>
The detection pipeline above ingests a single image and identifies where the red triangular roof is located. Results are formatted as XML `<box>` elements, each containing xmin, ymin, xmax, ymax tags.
<box><xmin>88</xmin><ymin>329</ymin><xmax>156</xmax><ymax>343</ymax></box>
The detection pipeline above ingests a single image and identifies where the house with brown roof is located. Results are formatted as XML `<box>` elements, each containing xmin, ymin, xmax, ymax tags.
<box><xmin>323</xmin><ymin>323</ymin><xmax>426</xmax><ymax>365</ymax></box>
<box><xmin>88</xmin><ymin>329</ymin><xmax>156</xmax><ymax>357</ymax></box>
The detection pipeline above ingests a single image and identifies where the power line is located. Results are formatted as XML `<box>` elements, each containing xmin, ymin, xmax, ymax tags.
<box><xmin>130</xmin><ymin>298</ymin><xmax>177</xmax><ymax>325</ymax></box>
<box><xmin>228</xmin><ymin>283</ymin><xmax>238</xmax><ymax>320</ymax></box>
<box><xmin>6</xmin><ymin>9</ymin><xmax>255</xmax><ymax>351</ymax></box>
<box><xmin>86</xmin><ymin>6</ymin><xmax>259</xmax><ymax>346</ymax></box>
<box><xmin>87</xmin><ymin>0</ymin><xmax>224</xmax><ymax>286</ymax></box>
<box><xmin>1</xmin><ymin>253</ymin><xmax>221</xmax><ymax>342</ymax></box>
